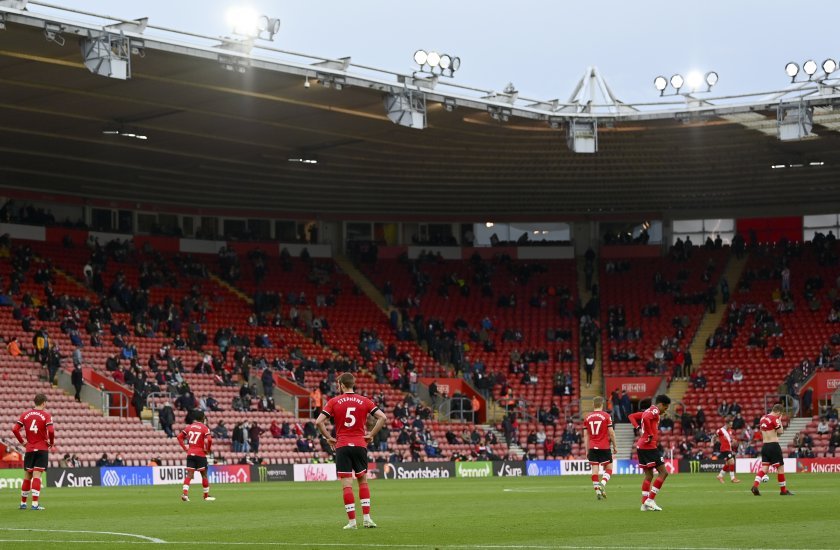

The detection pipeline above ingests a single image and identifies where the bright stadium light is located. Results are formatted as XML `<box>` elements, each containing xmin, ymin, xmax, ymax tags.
<box><xmin>226</xmin><ymin>7</ymin><xmax>260</xmax><ymax>36</ymax></box>
<box><xmin>705</xmin><ymin>71</ymin><xmax>719</xmax><ymax>87</ymax></box>
<box><xmin>686</xmin><ymin>71</ymin><xmax>704</xmax><ymax>91</ymax></box>
<box><xmin>823</xmin><ymin>58</ymin><xmax>837</xmax><ymax>75</ymax></box>
<box><xmin>414</xmin><ymin>50</ymin><xmax>460</xmax><ymax>77</ymax></box>
<box><xmin>803</xmin><ymin>59</ymin><xmax>818</xmax><ymax>78</ymax></box>
<box><xmin>653</xmin><ymin>76</ymin><xmax>668</xmax><ymax>94</ymax></box>
<box><xmin>670</xmin><ymin>74</ymin><xmax>684</xmax><ymax>92</ymax></box>
<box><xmin>785</xmin><ymin>62</ymin><xmax>800</xmax><ymax>80</ymax></box>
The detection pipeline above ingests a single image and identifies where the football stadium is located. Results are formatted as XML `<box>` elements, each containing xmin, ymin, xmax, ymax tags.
<box><xmin>0</xmin><ymin>1</ymin><xmax>839</xmax><ymax>548</ymax></box>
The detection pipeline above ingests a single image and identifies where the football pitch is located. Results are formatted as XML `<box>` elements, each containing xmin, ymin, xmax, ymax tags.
<box><xmin>3</xmin><ymin>475</ymin><xmax>839</xmax><ymax>549</ymax></box>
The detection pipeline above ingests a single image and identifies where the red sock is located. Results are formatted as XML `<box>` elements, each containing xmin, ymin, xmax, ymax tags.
<box><xmin>778</xmin><ymin>473</ymin><xmax>788</xmax><ymax>494</ymax></box>
<box><xmin>359</xmin><ymin>482</ymin><xmax>371</xmax><ymax>515</ymax></box>
<box><xmin>649</xmin><ymin>477</ymin><xmax>665</xmax><ymax>501</ymax></box>
<box><xmin>21</xmin><ymin>478</ymin><xmax>31</xmax><ymax>505</ymax></box>
<box><xmin>182</xmin><ymin>476</ymin><xmax>192</xmax><ymax>497</ymax></box>
<box><xmin>753</xmin><ymin>469</ymin><xmax>766</xmax><ymax>488</ymax></box>
<box><xmin>591</xmin><ymin>474</ymin><xmax>599</xmax><ymax>490</ymax></box>
<box><xmin>202</xmin><ymin>477</ymin><xmax>210</xmax><ymax>498</ymax></box>
<box><xmin>342</xmin><ymin>486</ymin><xmax>356</xmax><ymax>520</ymax></box>
<box><xmin>602</xmin><ymin>469</ymin><xmax>612</xmax><ymax>484</ymax></box>
<box><xmin>31</xmin><ymin>478</ymin><xmax>41</xmax><ymax>506</ymax></box>
<box><xmin>641</xmin><ymin>479</ymin><xmax>651</xmax><ymax>503</ymax></box>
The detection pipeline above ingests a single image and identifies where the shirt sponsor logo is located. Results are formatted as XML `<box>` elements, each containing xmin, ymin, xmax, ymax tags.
<box><xmin>380</xmin><ymin>463</ymin><xmax>454</xmax><ymax>480</ymax></box>
<box><xmin>100</xmin><ymin>467</ymin><xmax>153</xmax><ymax>487</ymax></box>
<box><xmin>494</xmin><ymin>461</ymin><xmax>525</xmax><ymax>477</ymax></box>
<box><xmin>455</xmin><ymin>461</ymin><xmax>492</xmax><ymax>478</ymax></box>
<box><xmin>526</xmin><ymin>460</ymin><xmax>562</xmax><ymax>477</ymax></box>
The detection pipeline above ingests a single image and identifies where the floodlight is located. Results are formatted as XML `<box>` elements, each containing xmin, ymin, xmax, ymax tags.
<box><xmin>485</xmin><ymin>222</ymin><xmax>494</xmax><ymax>228</ymax></box>
<box><xmin>670</xmin><ymin>74</ymin><xmax>684</xmax><ymax>91</ymax></box>
<box><xmin>451</xmin><ymin>57</ymin><xmax>461</xmax><ymax>71</ymax></box>
<box><xmin>427</xmin><ymin>51</ymin><xmax>440</xmax><ymax>68</ymax></box>
<box><xmin>686</xmin><ymin>71</ymin><xmax>704</xmax><ymax>91</ymax></box>
<box><xmin>226</xmin><ymin>6</ymin><xmax>260</xmax><ymax>37</ymax></box>
<box><xmin>803</xmin><ymin>59</ymin><xmax>818</xmax><ymax>77</ymax></box>
<box><xmin>705</xmin><ymin>71</ymin><xmax>719</xmax><ymax>87</ymax></box>
<box><xmin>414</xmin><ymin>49</ymin><xmax>428</xmax><ymax>66</ymax></box>
<box><xmin>439</xmin><ymin>54</ymin><xmax>452</xmax><ymax>70</ymax></box>
<box><xmin>823</xmin><ymin>58</ymin><xmax>837</xmax><ymax>75</ymax></box>
<box><xmin>653</xmin><ymin>76</ymin><xmax>667</xmax><ymax>92</ymax></box>
<box><xmin>257</xmin><ymin>15</ymin><xmax>280</xmax><ymax>39</ymax></box>
<box><xmin>785</xmin><ymin>62</ymin><xmax>799</xmax><ymax>78</ymax></box>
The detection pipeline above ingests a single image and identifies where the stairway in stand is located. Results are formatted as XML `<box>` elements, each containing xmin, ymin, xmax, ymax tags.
<box><xmin>613</xmin><ymin>423</ymin><xmax>637</xmax><ymax>460</ymax></box>
<box><xmin>669</xmin><ymin>253</ymin><xmax>750</xmax><ymax>406</ymax></box>
<box><xmin>335</xmin><ymin>255</ymin><xmax>389</xmax><ymax>314</ymax></box>
<box><xmin>577</xmin><ymin>255</ymin><xmax>602</xmax><ymax>415</ymax></box>
<box><xmin>778</xmin><ymin>417</ymin><xmax>813</xmax><ymax>449</ymax></box>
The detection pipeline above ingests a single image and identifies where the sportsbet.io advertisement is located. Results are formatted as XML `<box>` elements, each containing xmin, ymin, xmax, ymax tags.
<box><xmin>11</xmin><ymin>457</ymin><xmax>840</xmax><ymax>489</ymax></box>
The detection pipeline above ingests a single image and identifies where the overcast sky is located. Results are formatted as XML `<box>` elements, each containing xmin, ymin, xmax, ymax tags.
<box><xmin>32</xmin><ymin>0</ymin><xmax>839</xmax><ymax>104</ymax></box>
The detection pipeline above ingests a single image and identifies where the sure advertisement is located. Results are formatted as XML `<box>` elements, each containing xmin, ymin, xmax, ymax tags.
<box><xmin>51</xmin><ymin>468</ymin><xmax>99</xmax><ymax>488</ymax></box>
<box><xmin>293</xmin><ymin>463</ymin><xmax>337</xmax><ymax>482</ymax></box>
<box><xmin>379</xmin><ymin>463</ymin><xmax>454</xmax><ymax>480</ymax></box>
<box><xmin>455</xmin><ymin>461</ymin><xmax>492</xmax><ymax>478</ymax></box>
<box><xmin>493</xmin><ymin>461</ymin><xmax>526</xmax><ymax>477</ymax></box>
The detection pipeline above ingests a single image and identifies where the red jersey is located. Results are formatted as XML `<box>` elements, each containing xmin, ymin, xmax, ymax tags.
<box><xmin>584</xmin><ymin>410</ymin><xmax>613</xmax><ymax>450</ymax></box>
<box><xmin>178</xmin><ymin>422</ymin><xmax>212</xmax><ymax>457</ymax></box>
<box><xmin>716</xmin><ymin>426</ymin><xmax>733</xmax><ymax>452</ymax></box>
<box><xmin>759</xmin><ymin>414</ymin><xmax>782</xmax><ymax>434</ymax></box>
<box><xmin>629</xmin><ymin>406</ymin><xmax>660</xmax><ymax>450</ymax></box>
<box><xmin>322</xmin><ymin>392</ymin><xmax>379</xmax><ymax>448</ymax></box>
<box><xmin>13</xmin><ymin>408</ymin><xmax>54</xmax><ymax>452</ymax></box>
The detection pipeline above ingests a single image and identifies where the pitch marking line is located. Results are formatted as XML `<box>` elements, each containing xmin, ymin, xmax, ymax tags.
<box><xmin>0</xmin><ymin>537</ymin><xmax>828</xmax><ymax>550</ymax></box>
<box><xmin>0</xmin><ymin>528</ymin><xmax>165</xmax><ymax>543</ymax></box>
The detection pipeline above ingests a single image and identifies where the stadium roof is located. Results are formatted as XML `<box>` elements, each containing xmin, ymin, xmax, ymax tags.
<box><xmin>1</xmin><ymin>2</ymin><xmax>840</xmax><ymax>219</ymax></box>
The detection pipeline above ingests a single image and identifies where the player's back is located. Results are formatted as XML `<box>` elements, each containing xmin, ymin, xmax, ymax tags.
<box><xmin>716</xmin><ymin>426</ymin><xmax>732</xmax><ymax>451</ymax></box>
<box><xmin>326</xmin><ymin>392</ymin><xmax>377</xmax><ymax>447</ymax></box>
<box><xmin>183</xmin><ymin>422</ymin><xmax>210</xmax><ymax>456</ymax></box>
<box><xmin>584</xmin><ymin>410</ymin><xmax>612</xmax><ymax>449</ymax></box>
<box><xmin>18</xmin><ymin>408</ymin><xmax>53</xmax><ymax>451</ymax></box>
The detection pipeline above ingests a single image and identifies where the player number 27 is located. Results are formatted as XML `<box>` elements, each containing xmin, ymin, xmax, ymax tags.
<box><xmin>188</xmin><ymin>431</ymin><xmax>201</xmax><ymax>444</ymax></box>
<box><xmin>344</xmin><ymin>407</ymin><xmax>357</xmax><ymax>427</ymax></box>
<box><xmin>588</xmin><ymin>420</ymin><xmax>602</xmax><ymax>435</ymax></box>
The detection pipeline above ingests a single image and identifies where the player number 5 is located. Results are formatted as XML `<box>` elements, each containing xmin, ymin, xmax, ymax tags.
<box><xmin>344</xmin><ymin>407</ymin><xmax>356</xmax><ymax>427</ymax></box>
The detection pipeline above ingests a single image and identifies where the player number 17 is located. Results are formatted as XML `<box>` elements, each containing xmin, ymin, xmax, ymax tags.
<box><xmin>588</xmin><ymin>420</ymin><xmax>602</xmax><ymax>435</ymax></box>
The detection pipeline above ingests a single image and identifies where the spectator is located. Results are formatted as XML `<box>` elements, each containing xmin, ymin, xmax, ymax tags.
<box><xmin>158</xmin><ymin>402</ymin><xmax>175</xmax><ymax>437</ymax></box>
<box><xmin>96</xmin><ymin>453</ymin><xmax>111</xmax><ymax>467</ymax></box>
<box><xmin>732</xmin><ymin>368</ymin><xmax>744</xmax><ymax>383</ymax></box>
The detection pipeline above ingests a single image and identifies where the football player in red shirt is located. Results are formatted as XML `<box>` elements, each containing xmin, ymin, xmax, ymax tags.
<box><xmin>713</xmin><ymin>417</ymin><xmax>740</xmax><ymax>484</ymax></box>
<box><xmin>751</xmin><ymin>404</ymin><xmax>792</xmax><ymax>496</ymax></box>
<box><xmin>628</xmin><ymin>394</ymin><xmax>670</xmax><ymax>511</ymax></box>
<box><xmin>316</xmin><ymin>373</ymin><xmax>387</xmax><ymax>529</ymax></box>
<box><xmin>177</xmin><ymin>410</ymin><xmax>215</xmax><ymax>502</ymax></box>
<box><xmin>11</xmin><ymin>393</ymin><xmax>54</xmax><ymax>510</ymax></box>
<box><xmin>583</xmin><ymin>396</ymin><xmax>617</xmax><ymax>500</ymax></box>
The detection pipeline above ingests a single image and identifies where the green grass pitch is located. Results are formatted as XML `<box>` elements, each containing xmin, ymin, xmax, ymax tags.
<box><xmin>2</xmin><ymin>474</ymin><xmax>839</xmax><ymax>549</ymax></box>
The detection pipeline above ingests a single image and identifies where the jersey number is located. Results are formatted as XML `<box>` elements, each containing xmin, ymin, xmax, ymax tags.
<box><xmin>344</xmin><ymin>407</ymin><xmax>357</xmax><ymax>428</ymax></box>
<box><xmin>188</xmin><ymin>431</ymin><xmax>201</xmax><ymax>444</ymax></box>
<box><xmin>29</xmin><ymin>420</ymin><xmax>38</xmax><ymax>434</ymax></box>
<box><xmin>588</xmin><ymin>420</ymin><xmax>602</xmax><ymax>435</ymax></box>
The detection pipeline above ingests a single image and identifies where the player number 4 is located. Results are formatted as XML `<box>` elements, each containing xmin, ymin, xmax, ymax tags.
<box><xmin>29</xmin><ymin>419</ymin><xmax>38</xmax><ymax>434</ymax></box>
<box><xmin>344</xmin><ymin>407</ymin><xmax>356</xmax><ymax>427</ymax></box>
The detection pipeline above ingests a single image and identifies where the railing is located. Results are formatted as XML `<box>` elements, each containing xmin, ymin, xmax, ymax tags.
<box><xmin>145</xmin><ymin>392</ymin><xmax>175</xmax><ymax>430</ymax></box>
<box><xmin>764</xmin><ymin>394</ymin><xmax>797</xmax><ymax>418</ymax></box>
<box><xmin>563</xmin><ymin>399</ymin><xmax>582</xmax><ymax>423</ymax></box>
<box><xmin>101</xmin><ymin>391</ymin><xmax>130</xmax><ymax>418</ymax></box>
<box><xmin>436</xmin><ymin>396</ymin><xmax>475</xmax><ymax>423</ymax></box>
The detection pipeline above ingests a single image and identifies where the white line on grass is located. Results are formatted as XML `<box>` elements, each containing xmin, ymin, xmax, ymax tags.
<box><xmin>0</xmin><ymin>538</ymin><xmax>828</xmax><ymax>550</ymax></box>
<box><xmin>0</xmin><ymin>528</ymin><xmax>165</xmax><ymax>543</ymax></box>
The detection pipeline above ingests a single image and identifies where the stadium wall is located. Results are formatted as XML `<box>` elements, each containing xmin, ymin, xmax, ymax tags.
<box><xmin>15</xmin><ymin>458</ymin><xmax>840</xmax><ymax>489</ymax></box>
